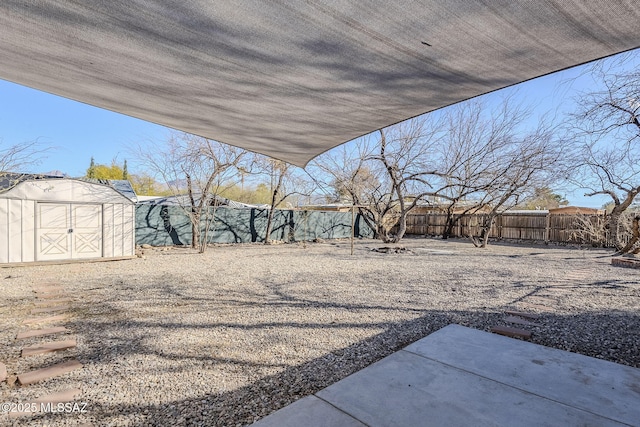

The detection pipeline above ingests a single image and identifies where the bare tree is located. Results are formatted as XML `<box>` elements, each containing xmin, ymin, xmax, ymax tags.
<box><xmin>578</xmin><ymin>143</ymin><xmax>640</xmax><ymax>251</ymax></box>
<box><xmin>0</xmin><ymin>138</ymin><xmax>52</xmax><ymax>189</ymax></box>
<box><xmin>133</xmin><ymin>132</ymin><xmax>247</xmax><ymax>252</ymax></box>
<box><xmin>371</xmin><ymin>118</ymin><xmax>448</xmax><ymax>243</ymax></box>
<box><xmin>434</xmin><ymin>97</ymin><xmax>533</xmax><ymax>239</ymax></box>
<box><xmin>417</xmin><ymin>95</ymin><xmax>568</xmax><ymax>247</ymax></box>
<box><xmin>260</xmin><ymin>158</ymin><xmax>297</xmax><ymax>244</ymax></box>
<box><xmin>469</xmin><ymin>127</ymin><xmax>568</xmax><ymax>248</ymax></box>
<box><xmin>313</xmin><ymin>118</ymin><xmax>448</xmax><ymax>243</ymax></box>
<box><xmin>311</xmin><ymin>95</ymin><xmax>566</xmax><ymax>246</ymax></box>
<box><xmin>233</xmin><ymin>154</ymin><xmax>315</xmax><ymax>244</ymax></box>
<box><xmin>570</xmin><ymin>52</ymin><xmax>640</xmax><ymax>253</ymax></box>
<box><xmin>310</xmin><ymin>137</ymin><xmax>394</xmax><ymax>240</ymax></box>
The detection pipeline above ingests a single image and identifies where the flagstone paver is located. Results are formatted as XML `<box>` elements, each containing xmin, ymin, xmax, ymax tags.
<box><xmin>16</xmin><ymin>327</ymin><xmax>70</xmax><ymax>340</ymax></box>
<box><xmin>17</xmin><ymin>360</ymin><xmax>83</xmax><ymax>385</ymax></box>
<box><xmin>21</xmin><ymin>339</ymin><xmax>77</xmax><ymax>357</ymax></box>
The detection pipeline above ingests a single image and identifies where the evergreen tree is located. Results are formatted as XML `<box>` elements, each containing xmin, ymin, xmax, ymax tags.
<box><xmin>87</xmin><ymin>157</ymin><xmax>96</xmax><ymax>178</ymax></box>
<box><xmin>122</xmin><ymin>159</ymin><xmax>128</xmax><ymax>180</ymax></box>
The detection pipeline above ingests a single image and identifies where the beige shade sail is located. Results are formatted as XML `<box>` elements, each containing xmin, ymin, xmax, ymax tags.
<box><xmin>1</xmin><ymin>1</ymin><xmax>639</xmax><ymax>166</ymax></box>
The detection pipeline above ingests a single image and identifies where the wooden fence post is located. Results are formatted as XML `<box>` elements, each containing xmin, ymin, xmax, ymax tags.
<box><xmin>544</xmin><ymin>213</ymin><xmax>550</xmax><ymax>243</ymax></box>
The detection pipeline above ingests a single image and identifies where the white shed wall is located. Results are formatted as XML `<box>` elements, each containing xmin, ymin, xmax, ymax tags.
<box><xmin>0</xmin><ymin>199</ymin><xmax>36</xmax><ymax>264</ymax></box>
<box><xmin>0</xmin><ymin>179</ymin><xmax>135</xmax><ymax>264</ymax></box>
<box><xmin>103</xmin><ymin>203</ymin><xmax>136</xmax><ymax>258</ymax></box>
<box><xmin>8</xmin><ymin>199</ymin><xmax>22</xmax><ymax>263</ymax></box>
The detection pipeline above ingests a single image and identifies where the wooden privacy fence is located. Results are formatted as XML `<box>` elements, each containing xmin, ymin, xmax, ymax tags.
<box><xmin>403</xmin><ymin>212</ymin><xmax>611</xmax><ymax>245</ymax></box>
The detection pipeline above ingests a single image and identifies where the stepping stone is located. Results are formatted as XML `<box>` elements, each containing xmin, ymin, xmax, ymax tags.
<box><xmin>21</xmin><ymin>314</ymin><xmax>68</xmax><ymax>325</ymax></box>
<box><xmin>16</xmin><ymin>327</ymin><xmax>70</xmax><ymax>340</ymax></box>
<box><xmin>504</xmin><ymin>310</ymin><xmax>539</xmax><ymax>320</ymax></box>
<box><xmin>34</xmin><ymin>298</ymin><xmax>74</xmax><ymax>306</ymax></box>
<box><xmin>0</xmin><ymin>362</ymin><xmax>6</xmax><ymax>382</ymax></box>
<box><xmin>543</xmin><ymin>288</ymin><xmax>569</xmax><ymax>295</ymax></box>
<box><xmin>8</xmin><ymin>388</ymin><xmax>81</xmax><ymax>417</ymax></box>
<box><xmin>34</xmin><ymin>283</ymin><xmax>61</xmax><ymax>289</ymax></box>
<box><xmin>490</xmin><ymin>325</ymin><xmax>532</xmax><ymax>339</ymax></box>
<box><xmin>525</xmin><ymin>297</ymin><xmax>556</xmax><ymax>307</ymax></box>
<box><xmin>17</xmin><ymin>359</ymin><xmax>83</xmax><ymax>385</ymax></box>
<box><xmin>34</xmin><ymin>286</ymin><xmax>64</xmax><ymax>294</ymax></box>
<box><xmin>30</xmin><ymin>305</ymin><xmax>70</xmax><ymax>315</ymax></box>
<box><xmin>504</xmin><ymin>315</ymin><xmax>541</xmax><ymax>327</ymax></box>
<box><xmin>34</xmin><ymin>387</ymin><xmax>82</xmax><ymax>403</ymax></box>
<box><xmin>35</xmin><ymin>291</ymin><xmax>67</xmax><ymax>299</ymax></box>
<box><xmin>612</xmin><ymin>257</ymin><xmax>640</xmax><ymax>269</ymax></box>
<box><xmin>21</xmin><ymin>339</ymin><xmax>76</xmax><ymax>357</ymax></box>
<box><xmin>519</xmin><ymin>304</ymin><xmax>554</xmax><ymax>313</ymax></box>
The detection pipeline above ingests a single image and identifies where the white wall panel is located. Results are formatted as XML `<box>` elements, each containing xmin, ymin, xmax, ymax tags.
<box><xmin>113</xmin><ymin>204</ymin><xmax>124</xmax><ymax>256</ymax></box>
<box><xmin>103</xmin><ymin>203</ymin><xmax>114</xmax><ymax>258</ymax></box>
<box><xmin>8</xmin><ymin>199</ymin><xmax>23</xmax><ymax>263</ymax></box>
<box><xmin>122</xmin><ymin>204</ymin><xmax>135</xmax><ymax>256</ymax></box>
<box><xmin>0</xmin><ymin>199</ymin><xmax>9</xmax><ymax>263</ymax></box>
<box><xmin>22</xmin><ymin>200</ymin><xmax>35</xmax><ymax>262</ymax></box>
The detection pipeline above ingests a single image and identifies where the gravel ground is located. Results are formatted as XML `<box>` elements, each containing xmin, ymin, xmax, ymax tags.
<box><xmin>1</xmin><ymin>237</ymin><xmax>639</xmax><ymax>426</ymax></box>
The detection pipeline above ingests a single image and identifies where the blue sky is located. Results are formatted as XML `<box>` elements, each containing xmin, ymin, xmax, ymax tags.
<box><xmin>0</xmin><ymin>81</ymin><xmax>169</xmax><ymax>177</ymax></box>
<box><xmin>0</xmin><ymin>52</ymin><xmax>633</xmax><ymax>208</ymax></box>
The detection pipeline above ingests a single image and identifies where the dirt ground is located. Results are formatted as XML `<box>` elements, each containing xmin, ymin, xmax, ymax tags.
<box><xmin>1</xmin><ymin>237</ymin><xmax>639</xmax><ymax>426</ymax></box>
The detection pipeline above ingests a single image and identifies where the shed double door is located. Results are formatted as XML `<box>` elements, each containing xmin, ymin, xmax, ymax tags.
<box><xmin>36</xmin><ymin>203</ymin><xmax>103</xmax><ymax>261</ymax></box>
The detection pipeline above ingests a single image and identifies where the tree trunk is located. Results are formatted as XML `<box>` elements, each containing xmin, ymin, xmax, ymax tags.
<box><xmin>616</xmin><ymin>215</ymin><xmax>640</xmax><ymax>255</ymax></box>
<box><xmin>264</xmin><ymin>208</ymin><xmax>275</xmax><ymax>244</ymax></box>
<box><xmin>607</xmin><ymin>209</ymin><xmax>624</xmax><ymax>249</ymax></box>
<box><xmin>390</xmin><ymin>211</ymin><xmax>408</xmax><ymax>243</ymax></box>
<box><xmin>470</xmin><ymin>214</ymin><xmax>495</xmax><ymax>248</ymax></box>
<box><xmin>442</xmin><ymin>211</ymin><xmax>458</xmax><ymax>239</ymax></box>
<box><xmin>379</xmin><ymin>224</ymin><xmax>393</xmax><ymax>243</ymax></box>
<box><xmin>480</xmin><ymin>215</ymin><xmax>496</xmax><ymax>248</ymax></box>
<box><xmin>360</xmin><ymin>210</ymin><xmax>379</xmax><ymax>240</ymax></box>
<box><xmin>191</xmin><ymin>211</ymin><xmax>200</xmax><ymax>250</ymax></box>
<box><xmin>264</xmin><ymin>184</ymin><xmax>280</xmax><ymax>244</ymax></box>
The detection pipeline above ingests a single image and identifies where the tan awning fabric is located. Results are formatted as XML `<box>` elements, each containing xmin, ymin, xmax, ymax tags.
<box><xmin>1</xmin><ymin>1</ymin><xmax>639</xmax><ymax>166</ymax></box>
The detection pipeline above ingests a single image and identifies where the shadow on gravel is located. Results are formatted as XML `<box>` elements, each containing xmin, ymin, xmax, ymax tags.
<box><xmin>53</xmin><ymin>300</ymin><xmax>640</xmax><ymax>427</ymax></box>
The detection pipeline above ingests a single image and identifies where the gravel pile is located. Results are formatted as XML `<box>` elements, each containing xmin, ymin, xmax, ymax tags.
<box><xmin>1</xmin><ymin>238</ymin><xmax>639</xmax><ymax>426</ymax></box>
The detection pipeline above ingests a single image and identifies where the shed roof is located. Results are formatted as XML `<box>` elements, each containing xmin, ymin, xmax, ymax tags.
<box><xmin>1</xmin><ymin>2</ymin><xmax>639</xmax><ymax>166</ymax></box>
<box><xmin>81</xmin><ymin>179</ymin><xmax>138</xmax><ymax>203</ymax></box>
<box><xmin>0</xmin><ymin>173</ymin><xmax>64</xmax><ymax>194</ymax></box>
<box><xmin>0</xmin><ymin>177</ymin><xmax>134</xmax><ymax>204</ymax></box>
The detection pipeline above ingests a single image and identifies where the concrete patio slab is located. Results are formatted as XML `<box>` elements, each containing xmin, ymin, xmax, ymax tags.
<box><xmin>252</xmin><ymin>325</ymin><xmax>640</xmax><ymax>427</ymax></box>
<box><xmin>252</xmin><ymin>396</ymin><xmax>366</xmax><ymax>427</ymax></box>
<box><xmin>405</xmin><ymin>325</ymin><xmax>640</xmax><ymax>425</ymax></box>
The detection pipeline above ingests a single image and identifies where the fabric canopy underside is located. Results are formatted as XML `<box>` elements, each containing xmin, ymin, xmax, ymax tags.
<box><xmin>1</xmin><ymin>1</ymin><xmax>639</xmax><ymax>166</ymax></box>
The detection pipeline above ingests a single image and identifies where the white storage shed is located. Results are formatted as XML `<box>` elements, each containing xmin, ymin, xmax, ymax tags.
<box><xmin>0</xmin><ymin>175</ymin><xmax>135</xmax><ymax>264</ymax></box>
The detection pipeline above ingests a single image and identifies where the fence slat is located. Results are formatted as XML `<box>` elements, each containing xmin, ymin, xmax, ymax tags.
<box><xmin>403</xmin><ymin>212</ymin><xmax>616</xmax><ymax>246</ymax></box>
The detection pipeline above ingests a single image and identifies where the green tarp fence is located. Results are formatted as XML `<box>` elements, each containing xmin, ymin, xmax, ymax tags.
<box><xmin>135</xmin><ymin>205</ymin><xmax>374</xmax><ymax>246</ymax></box>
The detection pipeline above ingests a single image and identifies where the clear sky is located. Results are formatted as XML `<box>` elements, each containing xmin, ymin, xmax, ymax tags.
<box><xmin>0</xmin><ymin>51</ymin><xmax>635</xmax><ymax>208</ymax></box>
